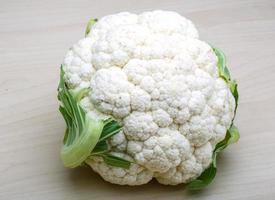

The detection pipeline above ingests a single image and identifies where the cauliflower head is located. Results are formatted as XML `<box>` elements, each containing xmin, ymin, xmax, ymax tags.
<box><xmin>58</xmin><ymin>10</ymin><xmax>239</xmax><ymax>188</ymax></box>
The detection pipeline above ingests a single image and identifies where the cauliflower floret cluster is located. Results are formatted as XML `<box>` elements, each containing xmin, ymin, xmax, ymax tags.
<box><xmin>62</xmin><ymin>10</ymin><xmax>236</xmax><ymax>185</ymax></box>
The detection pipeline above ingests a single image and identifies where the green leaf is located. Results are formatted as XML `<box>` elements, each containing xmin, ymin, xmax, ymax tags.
<box><xmin>187</xmin><ymin>163</ymin><xmax>216</xmax><ymax>190</ymax></box>
<box><xmin>187</xmin><ymin>124</ymin><xmax>239</xmax><ymax>190</ymax></box>
<box><xmin>212</xmin><ymin>47</ymin><xmax>239</xmax><ymax>113</ymax></box>
<box><xmin>70</xmin><ymin>87</ymin><xmax>89</xmax><ymax>102</ymax></box>
<box><xmin>212</xmin><ymin>47</ymin><xmax>231</xmax><ymax>82</ymax></box>
<box><xmin>229</xmin><ymin>80</ymin><xmax>239</xmax><ymax>119</ymax></box>
<box><xmin>92</xmin><ymin>140</ymin><xmax>109</xmax><ymax>155</ymax></box>
<box><xmin>99</xmin><ymin>119</ymin><xmax>122</xmax><ymax>142</ymax></box>
<box><xmin>58</xmin><ymin>65</ymin><xmax>130</xmax><ymax>169</ymax></box>
<box><xmin>212</xmin><ymin>125</ymin><xmax>240</xmax><ymax>167</ymax></box>
<box><xmin>187</xmin><ymin>47</ymin><xmax>240</xmax><ymax>190</ymax></box>
<box><xmin>227</xmin><ymin>124</ymin><xmax>240</xmax><ymax>145</ymax></box>
<box><xmin>58</xmin><ymin>66</ymin><xmax>105</xmax><ymax>168</ymax></box>
<box><xmin>100</xmin><ymin>153</ymin><xmax>131</xmax><ymax>169</ymax></box>
<box><xmin>85</xmin><ymin>18</ymin><xmax>98</xmax><ymax>36</ymax></box>
<box><xmin>213</xmin><ymin>46</ymin><xmax>239</xmax><ymax>119</ymax></box>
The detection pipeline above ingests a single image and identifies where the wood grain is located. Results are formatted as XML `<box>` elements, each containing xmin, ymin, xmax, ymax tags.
<box><xmin>1</xmin><ymin>0</ymin><xmax>275</xmax><ymax>199</ymax></box>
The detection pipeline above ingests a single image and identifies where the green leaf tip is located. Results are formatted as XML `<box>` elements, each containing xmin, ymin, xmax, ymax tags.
<box><xmin>227</xmin><ymin>124</ymin><xmax>240</xmax><ymax>145</ymax></box>
<box><xmin>187</xmin><ymin>163</ymin><xmax>217</xmax><ymax>190</ymax></box>
<box><xmin>187</xmin><ymin>48</ymin><xmax>240</xmax><ymax>190</ymax></box>
<box><xmin>212</xmin><ymin>47</ymin><xmax>231</xmax><ymax>82</ymax></box>
<box><xmin>187</xmin><ymin>124</ymin><xmax>240</xmax><ymax>190</ymax></box>
<box><xmin>58</xmin><ymin>65</ymin><xmax>131</xmax><ymax>169</ymax></box>
<box><xmin>101</xmin><ymin>153</ymin><xmax>132</xmax><ymax>169</ymax></box>
<box><xmin>212</xmin><ymin>47</ymin><xmax>239</xmax><ymax>114</ymax></box>
<box><xmin>85</xmin><ymin>18</ymin><xmax>98</xmax><ymax>36</ymax></box>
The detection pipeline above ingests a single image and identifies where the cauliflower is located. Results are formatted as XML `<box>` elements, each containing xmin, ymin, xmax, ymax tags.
<box><xmin>58</xmin><ymin>10</ymin><xmax>239</xmax><ymax>189</ymax></box>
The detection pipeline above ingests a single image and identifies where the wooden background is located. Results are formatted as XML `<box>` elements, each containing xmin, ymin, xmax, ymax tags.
<box><xmin>1</xmin><ymin>0</ymin><xmax>275</xmax><ymax>199</ymax></box>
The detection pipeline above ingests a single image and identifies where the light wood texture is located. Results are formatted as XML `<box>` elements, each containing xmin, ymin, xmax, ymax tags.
<box><xmin>1</xmin><ymin>0</ymin><xmax>275</xmax><ymax>199</ymax></box>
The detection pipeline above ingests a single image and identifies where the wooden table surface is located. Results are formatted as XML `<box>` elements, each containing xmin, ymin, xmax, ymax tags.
<box><xmin>1</xmin><ymin>0</ymin><xmax>275</xmax><ymax>199</ymax></box>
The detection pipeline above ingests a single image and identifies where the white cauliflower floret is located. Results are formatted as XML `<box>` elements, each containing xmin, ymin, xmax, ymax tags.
<box><xmin>63</xmin><ymin>37</ymin><xmax>95</xmax><ymax>88</ymax></box>
<box><xmin>156</xmin><ymin>155</ymin><xmax>203</xmax><ymax>185</ymax></box>
<box><xmin>62</xmin><ymin>10</ymin><xmax>236</xmax><ymax>185</ymax></box>
<box><xmin>194</xmin><ymin>142</ymin><xmax>213</xmax><ymax>168</ymax></box>
<box><xmin>86</xmin><ymin>152</ymin><xmax>153</xmax><ymax>185</ymax></box>
<box><xmin>88</xmin><ymin>12</ymin><xmax>138</xmax><ymax>40</ymax></box>
<box><xmin>152</xmin><ymin>109</ymin><xmax>173</xmax><ymax>127</ymax></box>
<box><xmin>90</xmin><ymin>67</ymin><xmax>133</xmax><ymax>118</ymax></box>
<box><xmin>138</xmin><ymin>10</ymin><xmax>199</xmax><ymax>38</ymax></box>
<box><xmin>123</xmin><ymin>112</ymin><xmax>158</xmax><ymax>141</ymax></box>
<box><xmin>129</xmin><ymin>129</ymin><xmax>192</xmax><ymax>173</ymax></box>
<box><xmin>130</xmin><ymin>88</ymin><xmax>151</xmax><ymax>111</ymax></box>
<box><xmin>108</xmin><ymin>131</ymin><xmax>128</xmax><ymax>152</ymax></box>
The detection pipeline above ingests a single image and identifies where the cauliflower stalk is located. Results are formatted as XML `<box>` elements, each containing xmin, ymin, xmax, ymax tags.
<box><xmin>58</xmin><ymin>10</ymin><xmax>239</xmax><ymax>189</ymax></box>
